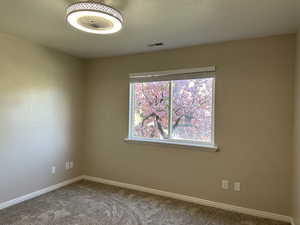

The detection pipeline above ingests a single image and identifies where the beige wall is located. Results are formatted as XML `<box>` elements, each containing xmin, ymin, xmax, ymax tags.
<box><xmin>293</xmin><ymin>29</ymin><xmax>300</xmax><ymax>225</ymax></box>
<box><xmin>0</xmin><ymin>33</ymin><xmax>84</xmax><ymax>203</ymax></box>
<box><xmin>0</xmin><ymin>32</ymin><xmax>295</xmax><ymax>216</ymax></box>
<box><xmin>84</xmin><ymin>34</ymin><xmax>295</xmax><ymax>215</ymax></box>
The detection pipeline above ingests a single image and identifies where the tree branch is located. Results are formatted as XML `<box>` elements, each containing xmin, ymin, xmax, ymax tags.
<box><xmin>173</xmin><ymin>115</ymin><xmax>183</xmax><ymax>130</ymax></box>
<box><xmin>141</xmin><ymin>112</ymin><xmax>167</xmax><ymax>138</ymax></box>
<box><xmin>142</xmin><ymin>112</ymin><xmax>156</xmax><ymax>127</ymax></box>
<box><xmin>155</xmin><ymin>115</ymin><xmax>167</xmax><ymax>139</ymax></box>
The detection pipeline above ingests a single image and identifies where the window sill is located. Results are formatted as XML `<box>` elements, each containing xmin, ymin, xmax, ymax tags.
<box><xmin>124</xmin><ymin>137</ymin><xmax>218</xmax><ymax>152</ymax></box>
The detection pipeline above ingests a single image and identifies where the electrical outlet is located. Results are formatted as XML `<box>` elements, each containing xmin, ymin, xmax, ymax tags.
<box><xmin>222</xmin><ymin>180</ymin><xmax>229</xmax><ymax>190</ymax></box>
<box><xmin>234</xmin><ymin>182</ymin><xmax>241</xmax><ymax>191</ymax></box>
<box><xmin>51</xmin><ymin>166</ymin><xmax>56</xmax><ymax>174</ymax></box>
<box><xmin>66</xmin><ymin>161</ymin><xmax>70</xmax><ymax>170</ymax></box>
<box><xmin>70</xmin><ymin>161</ymin><xmax>74</xmax><ymax>169</ymax></box>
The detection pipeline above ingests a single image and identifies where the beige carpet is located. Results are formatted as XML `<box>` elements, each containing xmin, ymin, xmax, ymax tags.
<box><xmin>0</xmin><ymin>181</ymin><xmax>289</xmax><ymax>225</ymax></box>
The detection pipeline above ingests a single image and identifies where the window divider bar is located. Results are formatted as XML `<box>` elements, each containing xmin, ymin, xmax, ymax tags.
<box><xmin>168</xmin><ymin>81</ymin><xmax>173</xmax><ymax>139</ymax></box>
<box><xmin>128</xmin><ymin>83</ymin><xmax>134</xmax><ymax>138</ymax></box>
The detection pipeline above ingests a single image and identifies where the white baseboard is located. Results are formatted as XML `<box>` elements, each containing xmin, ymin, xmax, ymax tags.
<box><xmin>0</xmin><ymin>176</ymin><xmax>84</xmax><ymax>210</ymax></box>
<box><xmin>83</xmin><ymin>175</ymin><xmax>292</xmax><ymax>223</ymax></box>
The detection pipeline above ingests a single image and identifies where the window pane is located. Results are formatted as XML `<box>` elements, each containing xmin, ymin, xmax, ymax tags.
<box><xmin>133</xmin><ymin>81</ymin><xmax>169</xmax><ymax>139</ymax></box>
<box><xmin>172</xmin><ymin>78</ymin><xmax>214</xmax><ymax>143</ymax></box>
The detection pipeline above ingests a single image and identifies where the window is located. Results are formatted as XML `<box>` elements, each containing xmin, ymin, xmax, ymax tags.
<box><xmin>127</xmin><ymin>67</ymin><xmax>216</xmax><ymax>149</ymax></box>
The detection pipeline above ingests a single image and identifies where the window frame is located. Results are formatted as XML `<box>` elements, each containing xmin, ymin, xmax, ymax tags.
<box><xmin>126</xmin><ymin>67</ymin><xmax>217</xmax><ymax>150</ymax></box>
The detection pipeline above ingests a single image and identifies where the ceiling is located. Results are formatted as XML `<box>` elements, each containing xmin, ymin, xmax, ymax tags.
<box><xmin>0</xmin><ymin>0</ymin><xmax>299</xmax><ymax>58</ymax></box>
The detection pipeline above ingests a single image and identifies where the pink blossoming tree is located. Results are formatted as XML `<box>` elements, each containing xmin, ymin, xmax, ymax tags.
<box><xmin>133</xmin><ymin>78</ymin><xmax>213</xmax><ymax>143</ymax></box>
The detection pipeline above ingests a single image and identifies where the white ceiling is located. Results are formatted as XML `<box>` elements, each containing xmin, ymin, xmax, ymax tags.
<box><xmin>0</xmin><ymin>0</ymin><xmax>299</xmax><ymax>58</ymax></box>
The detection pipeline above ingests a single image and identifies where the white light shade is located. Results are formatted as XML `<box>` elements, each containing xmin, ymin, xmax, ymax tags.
<box><xmin>66</xmin><ymin>1</ymin><xmax>123</xmax><ymax>34</ymax></box>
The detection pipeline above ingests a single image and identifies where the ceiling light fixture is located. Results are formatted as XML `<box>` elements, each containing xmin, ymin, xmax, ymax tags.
<box><xmin>66</xmin><ymin>1</ymin><xmax>123</xmax><ymax>34</ymax></box>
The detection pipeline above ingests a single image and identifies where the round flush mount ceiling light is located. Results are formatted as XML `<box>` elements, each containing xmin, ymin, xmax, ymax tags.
<box><xmin>66</xmin><ymin>1</ymin><xmax>123</xmax><ymax>34</ymax></box>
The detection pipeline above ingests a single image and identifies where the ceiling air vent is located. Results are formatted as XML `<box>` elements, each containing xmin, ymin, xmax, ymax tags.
<box><xmin>148</xmin><ymin>42</ymin><xmax>164</xmax><ymax>47</ymax></box>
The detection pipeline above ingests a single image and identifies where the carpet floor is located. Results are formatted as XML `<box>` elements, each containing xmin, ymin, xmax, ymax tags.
<box><xmin>0</xmin><ymin>180</ymin><xmax>289</xmax><ymax>225</ymax></box>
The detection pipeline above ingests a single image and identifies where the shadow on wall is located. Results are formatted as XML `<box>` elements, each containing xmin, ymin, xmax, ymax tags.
<box><xmin>0</xmin><ymin>84</ymin><xmax>80</xmax><ymax>169</ymax></box>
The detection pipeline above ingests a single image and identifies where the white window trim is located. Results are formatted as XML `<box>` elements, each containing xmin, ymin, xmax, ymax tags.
<box><xmin>127</xmin><ymin>66</ymin><xmax>217</xmax><ymax>151</ymax></box>
<box><xmin>129</xmin><ymin>66</ymin><xmax>215</xmax><ymax>79</ymax></box>
<box><xmin>124</xmin><ymin>137</ymin><xmax>218</xmax><ymax>151</ymax></box>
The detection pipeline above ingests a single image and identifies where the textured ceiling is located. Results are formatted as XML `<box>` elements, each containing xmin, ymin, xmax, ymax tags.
<box><xmin>0</xmin><ymin>0</ymin><xmax>299</xmax><ymax>58</ymax></box>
